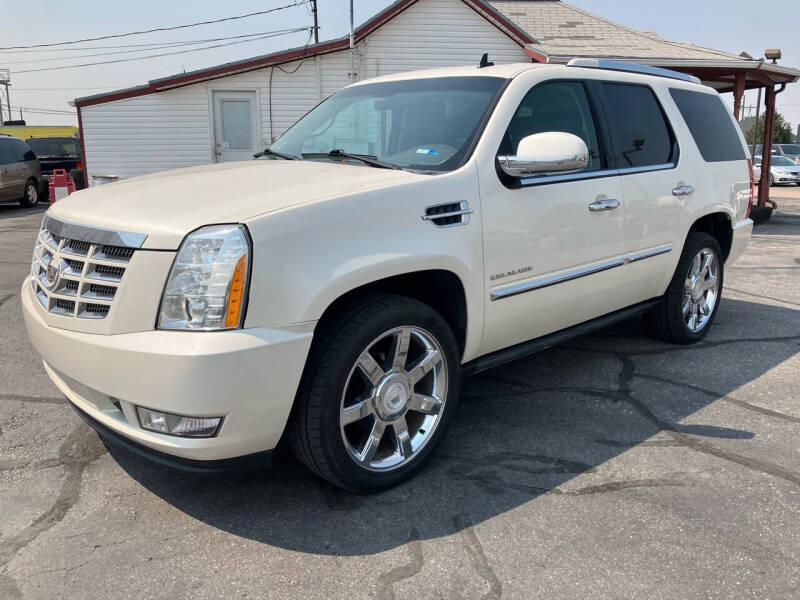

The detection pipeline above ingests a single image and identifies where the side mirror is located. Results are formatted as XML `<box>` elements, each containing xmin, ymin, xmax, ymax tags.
<box><xmin>498</xmin><ymin>132</ymin><xmax>589</xmax><ymax>178</ymax></box>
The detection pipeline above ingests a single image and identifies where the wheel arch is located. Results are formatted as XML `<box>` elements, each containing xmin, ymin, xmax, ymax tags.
<box><xmin>687</xmin><ymin>210</ymin><xmax>733</xmax><ymax>262</ymax></box>
<box><xmin>314</xmin><ymin>269</ymin><xmax>470</xmax><ymax>359</ymax></box>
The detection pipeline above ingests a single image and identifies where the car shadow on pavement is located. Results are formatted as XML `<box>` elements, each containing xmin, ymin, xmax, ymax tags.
<box><xmin>106</xmin><ymin>297</ymin><xmax>800</xmax><ymax>557</ymax></box>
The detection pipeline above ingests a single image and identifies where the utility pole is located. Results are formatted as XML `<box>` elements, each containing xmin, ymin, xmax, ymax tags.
<box><xmin>311</xmin><ymin>0</ymin><xmax>319</xmax><ymax>44</ymax></box>
<box><xmin>0</xmin><ymin>69</ymin><xmax>10</xmax><ymax>123</ymax></box>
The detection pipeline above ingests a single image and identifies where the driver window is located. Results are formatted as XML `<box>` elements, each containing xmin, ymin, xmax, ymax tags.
<box><xmin>499</xmin><ymin>80</ymin><xmax>603</xmax><ymax>173</ymax></box>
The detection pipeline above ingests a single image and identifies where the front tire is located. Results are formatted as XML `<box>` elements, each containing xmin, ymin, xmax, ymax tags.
<box><xmin>769</xmin><ymin>174</ymin><xmax>775</xmax><ymax>187</ymax></box>
<box><xmin>289</xmin><ymin>294</ymin><xmax>460</xmax><ymax>492</ymax></box>
<box><xmin>19</xmin><ymin>179</ymin><xmax>39</xmax><ymax>208</ymax></box>
<box><xmin>645</xmin><ymin>232</ymin><xmax>723</xmax><ymax>344</ymax></box>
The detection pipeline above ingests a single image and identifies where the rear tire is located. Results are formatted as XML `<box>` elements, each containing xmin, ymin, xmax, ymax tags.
<box><xmin>645</xmin><ymin>232</ymin><xmax>723</xmax><ymax>344</ymax></box>
<box><xmin>19</xmin><ymin>179</ymin><xmax>39</xmax><ymax>208</ymax></box>
<box><xmin>289</xmin><ymin>294</ymin><xmax>460</xmax><ymax>492</ymax></box>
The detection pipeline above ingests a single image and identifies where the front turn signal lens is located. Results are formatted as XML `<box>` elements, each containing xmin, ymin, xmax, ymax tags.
<box><xmin>225</xmin><ymin>254</ymin><xmax>247</xmax><ymax>328</ymax></box>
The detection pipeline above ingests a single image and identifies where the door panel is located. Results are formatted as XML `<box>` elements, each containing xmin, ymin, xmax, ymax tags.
<box><xmin>481</xmin><ymin>176</ymin><xmax>625</xmax><ymax>354</ymax></box>
<box><xmin>480</xmin><ymin>79</ymin><xmax>625</xmax><ymax>355</ymax></box>
<box><xmin>596</xmin><ymin>82</ymin><xmax>686</xmax><ymax>302</ymax></box>
<box><xmin>212</xmin><ymin>91</ymin><xmax>259</xmax><ymax>163</ymax></box>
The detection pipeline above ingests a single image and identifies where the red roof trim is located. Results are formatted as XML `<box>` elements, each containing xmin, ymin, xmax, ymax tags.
<box><xmin>524</xmin><ymin>47</ymin><xmax>549</xmax><ymax>63</ymax></box>
<box><xmin>75</xmin><ymin>0</ymin><xmax>529</xmax><ymax>108</ymax></box>
<box><xmin>76</xmin><ymin>106</ymin><xmax>89</xmax><ymax>184</ymax></box>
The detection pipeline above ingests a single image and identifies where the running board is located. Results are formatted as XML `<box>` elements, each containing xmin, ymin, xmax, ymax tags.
<box><xmin>462</xmin><ymin>298</ymin><xmax>662</xmax><ymax>376</ymax></box>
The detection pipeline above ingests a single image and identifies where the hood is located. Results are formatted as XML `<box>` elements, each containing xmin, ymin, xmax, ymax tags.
<box><xmin>47</xmin><ymin>160</ymin><xmax>424</xmax><ymax>249</ymax></box>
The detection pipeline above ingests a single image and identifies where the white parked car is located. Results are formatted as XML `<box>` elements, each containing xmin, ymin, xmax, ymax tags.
<box><xmin>754</xmin><ymin>155</ymin><xmax>800</xmax><ymax>186</ymax></box>
<box><xmin>22</xmin><ymin>59</ymin><xmax>753</xmax><ymax>491</ymax></box>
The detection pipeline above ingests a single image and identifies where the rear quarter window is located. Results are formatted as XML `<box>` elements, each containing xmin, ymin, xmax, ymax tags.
<box><xmin>598</xmin><ymin>82</ymin><xmax>675</xmax><ymax>169</ymax></box>
<box><xmin>669</xmin><ymin>88</ymin><xmax>746</xmax><ymax>162</ymax></box>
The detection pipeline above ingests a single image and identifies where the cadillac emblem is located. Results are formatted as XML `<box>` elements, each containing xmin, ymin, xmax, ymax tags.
<box><xmin>44</xmin><ymin>256</ymin><xmax>60</xmax><ymax>290</ymax></box>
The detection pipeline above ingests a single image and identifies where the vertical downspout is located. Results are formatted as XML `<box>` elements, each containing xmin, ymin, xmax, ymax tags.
<box><xmin>315</xmin><ymin>55</ymin><xmax>322</xmax><ymax>101</ymax></box>
<box><xmin>350</xmin><ymin>0</ymin><xmax>355</xmax><ymax>82</ymax></box>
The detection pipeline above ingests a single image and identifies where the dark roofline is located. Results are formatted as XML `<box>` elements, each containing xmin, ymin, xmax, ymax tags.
<box><xmin>75</xmin><ymin>0</ymin><xmax>534</xmax><ymax>108</ymax></box>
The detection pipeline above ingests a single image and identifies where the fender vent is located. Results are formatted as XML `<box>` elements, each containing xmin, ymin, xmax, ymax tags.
<box><xmin>422</xmin><ymin>201</ymin><xmax>472</xmax><ymax>228</ymax></box>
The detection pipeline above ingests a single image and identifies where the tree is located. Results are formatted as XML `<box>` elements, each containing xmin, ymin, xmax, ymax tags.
<box><xmin>745</xmin><ymin>111</ymin><xmax>794</xmax><ymax>145</ymax></box>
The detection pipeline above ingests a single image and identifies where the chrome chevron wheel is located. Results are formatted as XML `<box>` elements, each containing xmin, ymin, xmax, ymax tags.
<box><xmin>340</xmin><ymin>325</ymin><xmax>448</xmax><ymax>472</ymax></box>
<box><xmin>682</xmin><ymin>248</ymin><xmax>719</xmax><ymax>332</ymax></box>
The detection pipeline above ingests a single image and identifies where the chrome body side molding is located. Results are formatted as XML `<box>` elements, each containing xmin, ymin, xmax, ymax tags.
<box><xmin>490</xmin><ymin>244</ymin><xmax>672</xmax><ymax>301</ymax></box>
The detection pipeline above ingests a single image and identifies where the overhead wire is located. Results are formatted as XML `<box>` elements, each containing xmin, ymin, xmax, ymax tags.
<box><xmin>13</xmin><ymin>27</ymin><xmax>311</xmax><ymax>74</ymax></box>
<box><xmin>0</xmin><ymin>1</ymin><xmax>310</xmax><ymax>50</ymax></box>
<box><xmin>3</xmin><ymin>29</ymin><xmax>309</xmax><ymax>65</ymax></box>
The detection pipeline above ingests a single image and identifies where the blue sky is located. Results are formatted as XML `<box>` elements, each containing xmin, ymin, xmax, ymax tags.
<box><xmin>1</xmin><ymin>0</ymin><xmax>797</xmax><ymax>131</ymax></box>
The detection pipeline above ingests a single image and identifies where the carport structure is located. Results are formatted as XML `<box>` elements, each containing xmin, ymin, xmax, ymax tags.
<box><xmin>491</xmin><ymin>0</ymin><xmax>800</xmax><ymax>208</ymax></box>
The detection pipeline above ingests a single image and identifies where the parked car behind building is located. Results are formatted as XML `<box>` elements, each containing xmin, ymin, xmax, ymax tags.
<box><xmin>0</xmin><ymin>134</ymin><xmax>42</xmax><ymax>207</ymax></box>
<box><xmin>25</xmin><ymin>136</ymin><xmax>85</xmax><ymax>190</ymax></box>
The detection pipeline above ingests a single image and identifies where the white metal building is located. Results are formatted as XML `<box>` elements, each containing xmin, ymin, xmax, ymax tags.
<box><xmin>75</xmin><ymin>0</ymin><xmax>793</xmax><ymax>184</ymax></box>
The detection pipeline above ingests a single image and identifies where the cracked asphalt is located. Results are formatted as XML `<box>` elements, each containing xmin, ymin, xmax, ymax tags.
<box><xmin>2</xmin><ymin>190</ymin><xmax>800</xmax><ymax>600</ymax></box>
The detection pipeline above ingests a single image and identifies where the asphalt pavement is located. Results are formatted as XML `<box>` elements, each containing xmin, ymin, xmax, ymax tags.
<box><xmin>1</xmin><ymin>190</ymin><xmax>799</xmax><ymax>599</ymax></box>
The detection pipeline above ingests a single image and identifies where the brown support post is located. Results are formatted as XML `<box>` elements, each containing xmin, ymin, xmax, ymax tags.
<box><xmin>757</xmin><ymin>85</ymin><xmax>775</xmax><ymax>207</ymax></box>
<box><xmin>732</xmin><ymin>72</ymin><xmax>746</xmax><ymax>120</ymax></box>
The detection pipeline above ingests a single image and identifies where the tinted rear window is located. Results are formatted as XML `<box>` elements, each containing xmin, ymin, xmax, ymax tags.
<box><xmin>599</xmin><ymin>83</ymin><xmax>675</xmax><ymax>169</ymax></box>
<box><xmin>26</xmin><ymin>137</ymin><xmax>78</xmax><ymax>157</ymax></box>
<box><xmin>669</xmin><ymin>88</ymin><xmax>746</xmax><ymax>162</ymax></box>
<box><xmin>0</xmin><ymin>139</ymin><xmax>14</xmax><ymax>164</ymax></box>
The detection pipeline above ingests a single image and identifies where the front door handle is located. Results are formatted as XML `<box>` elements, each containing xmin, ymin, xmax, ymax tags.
<box><xmin>672</xmin><ymin>184</ymin><xmax>695</xmax><ymax>196</ymax></box>
<box><xmin>589</xmin><ymin>198</ymin><xmax>620</xmax><ymax>212</ymax></box>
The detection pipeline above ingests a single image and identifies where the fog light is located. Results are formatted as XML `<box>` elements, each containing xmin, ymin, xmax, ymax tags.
<box><xmin>136</xmin><ymin>407</ymin><xmax>222</xmax><ymax>438</ymax></box>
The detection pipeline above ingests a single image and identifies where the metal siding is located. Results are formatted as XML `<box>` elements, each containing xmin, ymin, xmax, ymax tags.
<box><xmin>363</xmin><ymin>0</ymin><xmax>527</xmax><ymax>76</ymax></box>
<box><xmin>81</xmin><ymin>87</ymin><xmax>212</xmax><ymax>181</ymax></box>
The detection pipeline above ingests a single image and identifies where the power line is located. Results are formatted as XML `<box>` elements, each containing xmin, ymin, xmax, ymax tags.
<box><xmin>3</xmin><ymin>30</ymin><xmax>305</xmax><ymax>65</ymax></box>
<box><xmin>0</xmin><ymin>1</ymin><xmax>309</xmax><ymax>50</ymax></box>
<box><xmin>9</xmin><ymin>104</ymin><xmax>75</xmax><ymax>115</ymax></box>
<box><xmin>14</xmin><ymin>27</ymin><xmax>311</xmax><ymax>74</ymax></box>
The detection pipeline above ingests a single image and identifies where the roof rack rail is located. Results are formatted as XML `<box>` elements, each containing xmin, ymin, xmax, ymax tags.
<box><xmin>566</xmin><ymin>58</ymin><xmax>701</xmax><ymax>85</ymax></box>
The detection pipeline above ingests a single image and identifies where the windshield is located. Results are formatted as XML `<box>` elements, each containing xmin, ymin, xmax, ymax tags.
<box><xmin>771</xmin><ymin>156</ymin><xmax>797</xmax><ymax>166</ymax></box>
<box><xmin>778</xmin><ymin>144</ymin><xmax>800</xmax><ymax>154</ymax></box>
<box><xmin>268</xmin><ymin>76</ymin><xmax>507</xmax><ymax>172</ymax></box>
<box><xmin>26</xmin><ymin>137</ymin><xmax>78</xmax><ymax>157</ymax></box>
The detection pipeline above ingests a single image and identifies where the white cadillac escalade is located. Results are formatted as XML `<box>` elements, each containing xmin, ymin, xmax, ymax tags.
<box><xmin>22</xmin><ymin>60</ymin><xmax>753</xmax><ymax>491</ymax></box>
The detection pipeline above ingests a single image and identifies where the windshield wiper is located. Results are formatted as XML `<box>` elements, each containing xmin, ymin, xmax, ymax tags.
<box><xmin>302</xmin><ymin>149</ymin><xmax>398</xmax><ymax>170</ymax></box>
<box><xmin>253</xmin><ymin>148</ymin><xmax>300</xmax><ymax>160</ymax></box>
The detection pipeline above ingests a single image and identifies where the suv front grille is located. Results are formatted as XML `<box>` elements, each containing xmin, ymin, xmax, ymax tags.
<box><xmin>30</xmin><ymin>222</ymin><xmax>136</xmax><ymax>320</ymax></box>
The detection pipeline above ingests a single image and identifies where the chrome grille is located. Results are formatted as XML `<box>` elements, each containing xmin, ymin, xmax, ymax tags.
<box><xmin>30</xmin><ymin>221</ymin><xmax>137</xmax><ymax>319</ymax></box>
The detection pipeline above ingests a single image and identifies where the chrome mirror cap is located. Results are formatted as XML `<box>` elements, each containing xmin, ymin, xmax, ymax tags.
<box><xmin>498</xmin><ymin>132</ymin><xmax>590</xmax><ymax>178</ymax></box>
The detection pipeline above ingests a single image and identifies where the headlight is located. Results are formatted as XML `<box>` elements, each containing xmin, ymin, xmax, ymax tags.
<box><xmin>158</xmin><ymin>224</ymin><xmax>250</xmax><ymax>330</ymax></box>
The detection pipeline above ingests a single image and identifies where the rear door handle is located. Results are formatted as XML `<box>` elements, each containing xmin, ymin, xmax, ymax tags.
<box><xmin>672</xmin><ymin>184</ymin><xmax>695</xmax><ymax>196</ymax></box>
<box><xmin>589</xmin><ymin>198</ymin><xmax>620</xmax><ymax>212</ymax></box>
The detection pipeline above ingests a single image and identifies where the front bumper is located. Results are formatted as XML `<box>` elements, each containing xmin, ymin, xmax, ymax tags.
<box><xmin>22</xmin><ymin>281</ymin><xmax>315</xmax><ymax>462</ymax></box>
<box><xmin>727</xmin><ymin>218</ymin><xmax>753</xmax><ymax>266</ymax></box>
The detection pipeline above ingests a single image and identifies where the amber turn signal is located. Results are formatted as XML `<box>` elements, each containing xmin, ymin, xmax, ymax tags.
<box><xmin>225</xmin><ymin>254</ymin><xmax>247</xmax><ymax>327</ymax></box>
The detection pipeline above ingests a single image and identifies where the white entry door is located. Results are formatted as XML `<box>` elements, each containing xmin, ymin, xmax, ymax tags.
<box><xmin>212</xmin><ymin>91</ymin><xmax>259</xmax><ymax>162</ymax></box>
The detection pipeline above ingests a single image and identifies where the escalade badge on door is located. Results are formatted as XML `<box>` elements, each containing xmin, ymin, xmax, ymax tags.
<box><xmin>490</xmin><ymin>265</ymin><xmax>533</xmax><ymax>281</ymax></box>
